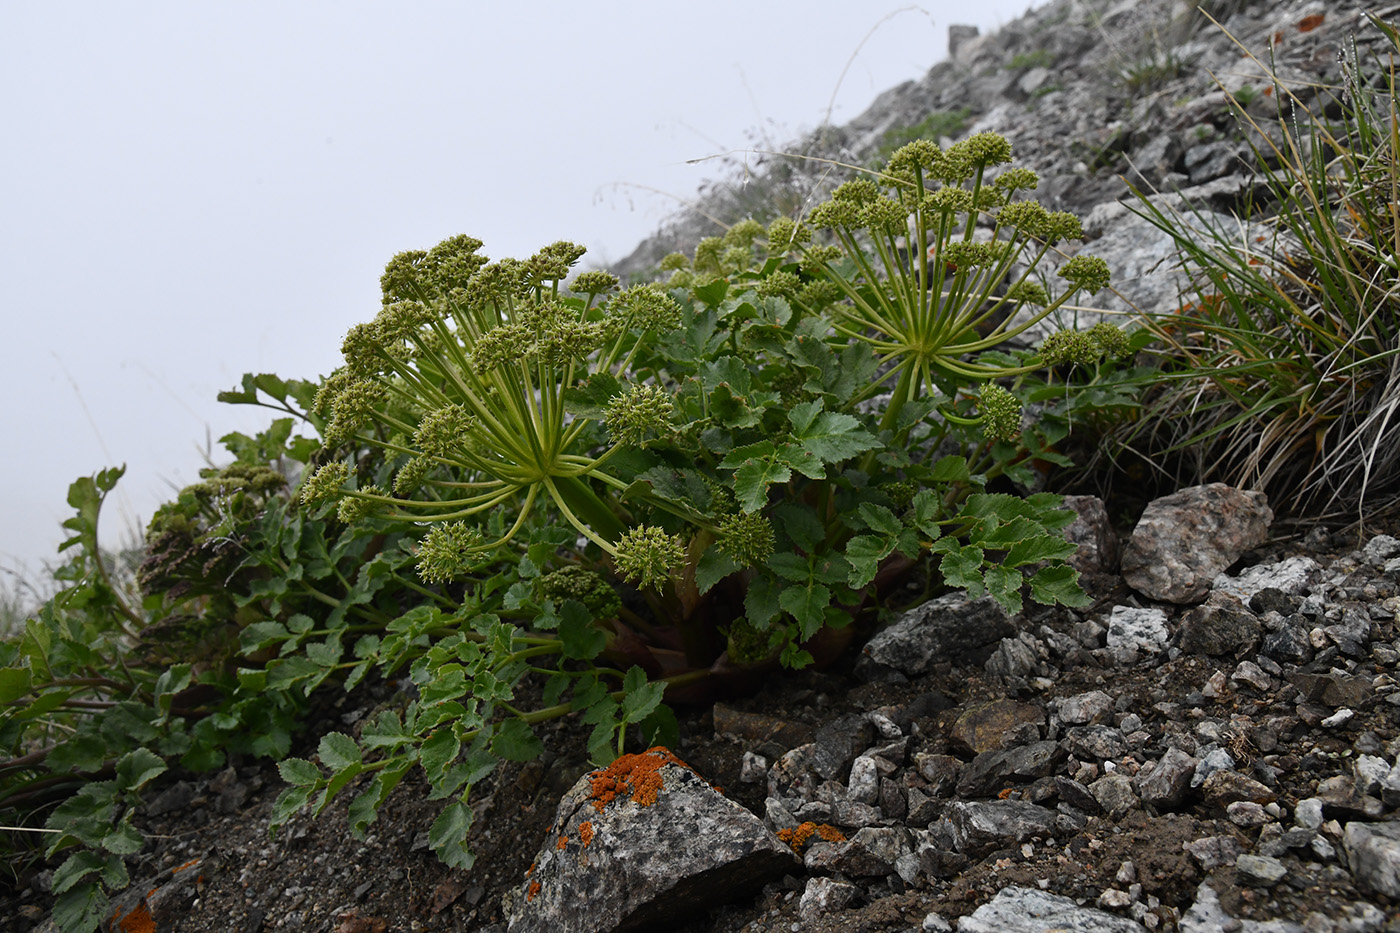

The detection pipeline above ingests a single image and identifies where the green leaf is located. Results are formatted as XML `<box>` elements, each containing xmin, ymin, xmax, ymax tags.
<box><xmin>640</xmin><ymin>705</ymin><xmax>679</xmax><ymax>749</ymax></box>
<box><xmin>845</xmin><ymin>535</ymin><xmax>895</xmax><ymax>589</ymax></box>
<box><xmin>939</xmin><ymin>545</ymin><xmax>985</xmax><ymax>594</ymax></box>
<box><xmin>767</xmin><ymin>553</ymin><xmax>811</xmax><ymax>583</ymax></box>
<box><xmin>776</xmin><ymin>443</ymin><xmax>825</xmax><ymax>479</ymax></box>
<box><xmin>346</xmin><ymin>758</ymin><xmax>413</xmax><ymax>838</ymax></box>
<box><xmin>114</xmin><ymin>748</ymin><xmax>166</xmax><ymax>793</ymax></box>
<box><xmin>779</xmin><ymin>582</ymin><xmax>832</xmax><ymax>640</ymax></box>
<box><xmin>1004</xmin><ymin>534</ymin><xmax>1077</xmax><ymax>568</ymax></box>
<box><xmin>429</xmin><ymin>801</ymin><xmax>475</xmax><ymax>870</ymax></box>
<box><xmin>775</xmin><ymin>503</ymin><xmax>825</xmax><ymax>553</ymax></box>
<box><xmin>1028</xmin><ymin>564</ymin><xmax>1091</xmax><ymax>607</ymax></box>
<box><xmin>318</xmin><ymin>732</ymin><xmax>362</xmax><ymax>771</ymax></box>
<box><xmin>100</xmin><ymin>821</ymin><xmax>144</xmax><ymax>855</ymax></box>
<box><xmin>699</xmin><ymin>356</ymin><xmax>753</xmax><ymax>395</ymax></box>
<box><xmin>695</xmin><ymin>548</ymin><xmax>739</xmax><ymax>595</ymax></box>
<box><xmin>562</xmin><ymin>371</ymin><xmax>622</xmax><ymax>419</ymax></box>
<box><xmin>47</xmin><ymin>733</ymin><xmax>107</xmax><ymax>775</ymax></box>
<box><xmin>492</xmin><ymin>719</ymin><xmax>544</xmax><ymax>762</ymax></box>
<box><xmin>694</xmin><ymin>278</ymin><xmax>729</xmax><ymax>306</ymax></box>
<box><xmin>419</xmin><ymin>727</ymin><xmax>462</xmax><ymax>787</ymax></box>
<box><xmin>719</xmin><ymin>440</ymin><xmax>775</xmax><ymax>470</ymax></box>
<box><xmin>984</xmin><ymin>565</ymin><xmax>1024</xmax><ymax>614</ymax></box>
<box><xmin>52</xmin><ymin>882</ymin><xmax>108</xmax><ymax>933</ymax></box>
<box><xmin>789</xmin><ymin>402</ymin><xmax>881</xmax><ymax>463</ymax></box>
<box><xmin>559</xmin><ymin>610</ymin><xmax>607</xmax><ymax>661</ymax></box>
<box><xmin>0</xmin><ymin>665</ymin><xmax>32</xmax><ymax>703</ymax></box>
<box><xmin>52</xmin><ymin>850</ymin><xmax>107</xmax><ymax>895</ymax></box>
<box><xmin>278</xmin><ymin>758</ymin><xmax>322</xmax><ymax>787</ymax></box>
<box><xmin>620</xmin><ymin>669</ymin><xmax>665</xmax><ymax>724</ymax></box>
<box><xmin>930</xmin><ymin>455</ymin><xmax>972</xmax><ymax>483</ymax></box>
<box><xmin>732</xmin><ymin>457</ymin><xmax>791</xmax><ymax>513</ymax></box>
<box><xmin>270</xmin><ymin>785</ymin><xmax>312</xmax><ymax>828</ymax></box>
<box><xmin>744</xmin><ymin>574</ymin><xmax>782</xmax><ymax>627</ymax></box>
<box><xmin>857</xmin><ymin>502</ymin><xmax>902</xmax><ymax>536</ymax></box>
<box><xmin>314</xmin><ymin>761</ymin><xmax>364</xmax><ymax>816</ymax></box>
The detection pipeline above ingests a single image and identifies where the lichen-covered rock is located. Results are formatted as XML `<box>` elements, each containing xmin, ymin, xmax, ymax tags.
<box><xmin>856</xmin><ymin>592</ymin><xmax>1015</xmax><ymax>680</ymax></box>
<box><xmin>507</xmin><ymin>748</ymin><xmax>798</xmax><ymax>933</ymax></box>
<box><xmin>949</xmin><ymin>699</ymin><xmax>1044</xmax><ymax>755</ymax></box>
<box><xmin>958</xmin><ymin>885</ymin><xmax>1147</xmax><ymax>933</ymax></box>
<box><xmin>944</xmin><ymin>800</ymin><xmax>1057</xmax><ymax>857</ymax></box>
<box><xmin>1105</xmin><ymin>605</ymin><xmax>1169</xmax><ymax>655</ymax></box>
<box><xmin>1120</xmin><ymin>484</ymin><xmax>1272</xmax><ymax>603</ymax></box>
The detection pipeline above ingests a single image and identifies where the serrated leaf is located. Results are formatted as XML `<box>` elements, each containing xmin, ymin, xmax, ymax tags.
<box><xmin>52</xmin><ymin>850</ymin><xmax>106</xmax><ymax>895</ymax></box>
<box><xmin>492</xmin><ymin>718</ymin><xmax>543</xmax><ymax>762</ymax></box>
<box><xmin>1028</xmin><ymin>564</ymin><xmax>1092</xmax><ymax>607</ymax></box>
<box><xmin>270</xmin><ymin>785</ymin><xmax>312</xmax><ymax>827</ymax></box>
<box><xmin>732</xmin><ymin>457</ymin><xmax>790</xmax><ymax>513</ymax></box>
<box><xmin>587</xmin><ymin>720</ymin><xmax>618</xmax><ymax>766</ymax></box>
<box><xmin>429</xmin><ymin>801</ymin><xmax>475</xmax><ymax>870</ymax></box>
<box><xmin>419</xmin><ymin>728</ymin><xmax>461</xmax><ymax>785</ymax></box>
<box><xmin>318</xmin><ymin>732</ymin><xmax>362</xmax><ymax>771</ymax></box>
<box><xmin>845</xmin><ymin>535</ymin><xmax>895</xmax><ymax>589</ymax></box>
<box><xmin>857</xmin><ymin>502</ymin><xmax>902</xmax><ymax>536</ymax></box>
<box><xmin>47</xmin><ymin>733</ymin><xmax>107</xmax><ymax>775</ymax></box>
<box><xmin>562</xmin><ymin>371</ymin><xmax>622</xmax><ymax>419</ymax></box>
<box><xmin>52</xmin><ymin>882</ymin><xmax>107</xmax><ymax>933</ymax></box>
<box><xmin>718</xmin><ymin>440</ymin><xmax>775</xmax><ymax>470</ymax></box>
<box><xmin>775</xmin><ymin>503</ymin><xmax>825</xmax><ymax>553</ymax></box>
<box><xmin>699</xmin><ymin>355</ymin><xmax>752</xmax><ymax>394</ymax></box>
<box><xmin>984</xmin><ymin>565</ymin><xmax>1024</xmax><ymax>614</ymax></box>
<box><xmin>694</xmin><ymin>278</ymin><xmax>729</xmax><ymax>306</ymax></box>
<box><xmin>929</xmin><ymin>455</ymin><xmax>971</xmax><ymax>483</ymax></box>
<box><xmin>779</xmin><ymin>582</ymin><xmax>831</xmax><ymax>640</ymax></box>
<box><xmin>695</xmin><ymin>547</ymin><xmax>740</xmax><ymax>595</ymax></box>
<box><xmin>114</xmin><ymin>747</ymin><xmax>166</xmax><ymax>793</ymax></box>
<box><xmin>641</xmin><ymin>704</ymin><xmax>679</xmax><ymax>748</ymax></box>
<box><xmin>790</xmin><ymin>403</ymin><xmax>881</xmax><ymax>464</ymax></box>
<box><xmin>278</xmin><ymin>758</ymin><xmax>322</xmax><ymax>787</ymax></box>
<box><xmin>1004</xmin><ymin>533</ymin><xmax>1077</xmax><ymax>568</ymax></box>
<box><xmin>100</xmin><ymin>821</ymin><xmax>144</xmax><ymax>855</ymax></box>
<box><xmin>558</xmin><ymin>610</ymin><xmax>607</xmax><ymax>660</ymax></box>
<box><xmin>0</xmin><ymin>665</ymin><xmax>31</xmax><ymax>703</ymax></box>
<box><xmin>621</xmin><ymin>673</ymin><xmax>665</xmax><ymax>724</ymax></box>
<box><xmin>939</xmin><ymin>545</ymin><xmax>985</xmax><ymax>594</ymax></box>
<box><xmin>744</xmin><ymin>574</ymin><xmax>781</xmax><ymax>626</ymax></box>
<box><xmin>767</xmin><ymin>552</ymin><xmax>811</xmax><ymax>583</ymax></box>
<box><xmin>776</xmin><ymin>443</ymin><xmax>825</xmax><ymax>479</ymax></box>
<box><xmin>314</xmin><ymin>761</ymin><xmax>364</xmax><ymax>816</ymax></box>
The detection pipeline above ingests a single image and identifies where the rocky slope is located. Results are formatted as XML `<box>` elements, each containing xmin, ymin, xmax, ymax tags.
<box><xmin>9</xmin><ymin>1</ymin><xmax>1400</xmax><ymax>931</ymax></box>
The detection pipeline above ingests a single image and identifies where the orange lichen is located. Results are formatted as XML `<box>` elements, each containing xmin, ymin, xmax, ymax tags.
<box><xmin>1297</xmin><ymin>13</ymin><xmax>1324</xmax><ymax>32</ymax></box>
<box><xmin>998</xmin><ymin>787</ymin><xmax>1015</xmax><ymax>799</ymax></box>
<box><xmin>579</xmin><ymin>821</ymin><xmax>593</xmax><ymax>847</ymax></box>
<box><xmin>526</xmin><ymin>880</ymin><xmax>541</xmax><ymax>903</ymax></box>
<box><xmin>776</xmin><ymin>822</ymin><xmax>846</xmax><ymax>854</ymax></box>
<box><xmin>113</xmin><ymin>902</ymin><xmax>155</xmax><ymax>933</ymax></box>
<box><xmin>587</xmin><ymin>747</ymin><xmax>694</xmax><ymax>813</ymax></box>
<box><xmin>556</xmin><ymin>836</ymin><xmax>568</xmax><ymax>851</ymax></box>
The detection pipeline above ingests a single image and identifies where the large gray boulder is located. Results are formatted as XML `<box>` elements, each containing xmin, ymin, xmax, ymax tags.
<box><xmin>1120</xmin><ymin>484</ymin><xmax>1272</xmax><ymax>603</ymax></box>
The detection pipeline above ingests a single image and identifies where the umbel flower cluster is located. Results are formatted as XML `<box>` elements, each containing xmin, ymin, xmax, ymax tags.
<box><xmin>779</xmin><ymin>132</ymin><xmax>1115</xmax><ymax>445</ymax></box>
<box><xmin>304</xmin><ymin>236</ymin><xmax>694</xmax><ymax>585</ymax></box>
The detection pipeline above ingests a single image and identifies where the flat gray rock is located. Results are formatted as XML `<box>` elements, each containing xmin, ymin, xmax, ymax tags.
<box><xmin>958</xmin><ymin>885</ymin><xmax>1147</xmax><ymax>932</ymax></box>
